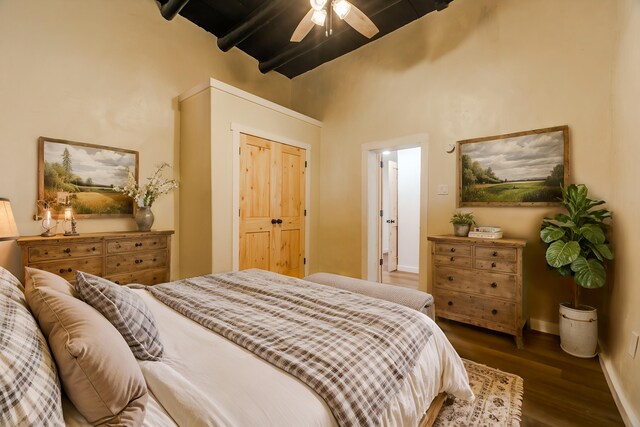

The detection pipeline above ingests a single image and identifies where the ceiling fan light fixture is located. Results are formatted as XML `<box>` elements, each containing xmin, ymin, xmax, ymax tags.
<box><xmin>311</xmin><ymin>9</ymin><xmax>327</xmax><ymax>26</ymax></box>
<box><xmin>332</xmin><ymin>0</ymin><xmax>352</xmax><ymax>19</ymax></box>
<box><xmin>310</xmin><ymin>0</ymin><xmax>327</xmax><ymax>11</ymax></box>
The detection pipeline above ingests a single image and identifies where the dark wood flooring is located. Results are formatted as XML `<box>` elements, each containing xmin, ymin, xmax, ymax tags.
<box><xmin>438</xmin><ymin>320</ymin><xmax>625</xmax><ymax>427</ymax></box>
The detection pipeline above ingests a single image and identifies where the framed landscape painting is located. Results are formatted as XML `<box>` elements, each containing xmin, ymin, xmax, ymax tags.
<box><xmin>38</xmin><ymin>137</ymin><xmax>139</xmax><ymax>218</ymax></box>
<box><xmin>457</xmin><ymin>126</ymin><xmax>569</xmax><ymax>207</ymax></box>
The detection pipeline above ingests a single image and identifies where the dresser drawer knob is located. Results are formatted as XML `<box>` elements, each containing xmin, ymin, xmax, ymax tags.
<box><xmin>491</xmin><ymin>282</ymin><xmax>497</xmax><ymax>288</ymax></box>
<box><xmin>59</xmin><ymin>269</ymin><xmax>65</xmax><ymax>274</ymax></box>
<box><xmin>448</xmin><ymin>301</ymin><xmax>453</xmax><ymax>306</ymax></box>
<box><xmin>492</xmin><ymin>309</ymin><xmax>498</xmax><ymax>315</ymax></box>
<box><xmin>115</xmin><ymin>281</ymin><xmax>120</xmax><ymax>285</ymax></box>
<box><xmin>44</xmin><ymin>251</ymin><xmax>49</xmax><ymax>255</ymax></box>
<box><xmin>447</xmin><ymin>276</ymin><xmax>454</xmax><ymax>282</ymax></box>
<box><xmin>492</xmin><ymin>251</ymin><xmax>498</xmax><ymax>257</ymax></box>
<box><xmin>450</xmin><ymin>256</ymin><xmax>455</xmax><ymax>261</ymax></box>
<box><xmin>64</xmin><ymin>248</ymin><xmax>71</xmax><ymax>254</ymax></box>
<box><xmin>135</xmin><ymin>243</ymin><xmax>143</xmax><ymax>247</ymax></box>
<box><xmin>92</xmin><ymin>247</ymin><xmax>96</xmax><ymax>251</ymax></box>
<box><xmin>450</xmin><ymin>248</ymin><xmax>456</xmax><ymax>253</ymax></box>
<box><xmin>491</xmin><ymin>262</ymin><xmax>497</xmax><ymax>268</ymax></box>
<box><xmin>153</xmin><ymin>258</ymin><xmax>157</xmax><ymax>262</ymax></box>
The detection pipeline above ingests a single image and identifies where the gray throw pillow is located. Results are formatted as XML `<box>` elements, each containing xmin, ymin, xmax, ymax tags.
<box><xmin>75</xmin><ymin>271</ymin><xmax>163</xmax><ymax>361</ymax></box>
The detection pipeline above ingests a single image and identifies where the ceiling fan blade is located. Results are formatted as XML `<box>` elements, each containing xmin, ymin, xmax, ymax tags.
<box><xmin>290</xmin><ymin>9</ymin><xmax>315</xmax><ymax>42</ymax></box>
<box><xmin>343</xmin><ymin>4</ymin><xmax>379</xmax><ymax>39</ymax></box>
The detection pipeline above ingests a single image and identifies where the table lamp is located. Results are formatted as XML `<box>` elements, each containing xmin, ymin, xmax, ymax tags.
<box><xmin>0</xmin><ymin>198</ymin><xmax>19</xmax><ymax>241</ymax></box>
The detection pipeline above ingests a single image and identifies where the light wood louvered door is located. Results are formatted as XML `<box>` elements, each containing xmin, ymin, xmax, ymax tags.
<box><xmin>239</xmin><ymin>133</ymin><xmax>306</xmax><ymax>278</ymax></box>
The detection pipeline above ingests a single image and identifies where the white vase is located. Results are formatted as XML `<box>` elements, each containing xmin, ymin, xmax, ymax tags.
<box><xmin>559</xmin><ymin>302</ymin><xmax>598</xmax><ymax>358</ymax></box>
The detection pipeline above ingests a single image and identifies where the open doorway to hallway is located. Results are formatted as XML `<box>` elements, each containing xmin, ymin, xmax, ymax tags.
<box><xmin>380</xmin><ymin>147</ymin><xmax>421</xmax><ymax>289</ymax></box>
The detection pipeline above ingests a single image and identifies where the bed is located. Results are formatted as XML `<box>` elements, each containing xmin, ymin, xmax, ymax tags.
<box><xmin>1</xmin><ymin>267</ymin><xmax>473</xmax><ymax>427</ymax></box>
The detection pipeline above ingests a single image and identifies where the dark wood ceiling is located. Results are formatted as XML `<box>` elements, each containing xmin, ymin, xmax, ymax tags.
<box><xmin>157</xmin><ymin>0</ymin><xmax>454</xmax><ymax>78</ymax></box>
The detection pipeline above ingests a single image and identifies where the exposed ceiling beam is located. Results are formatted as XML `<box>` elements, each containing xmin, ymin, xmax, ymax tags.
<box><xmin>217</xmin><ymin>0</ymin><xmax>297</xmax><ymax>52</ymax></box>
<box><xmin>259</xmin><ymin>0</ymin><xmax>403</xmax><ymax>74</ymax></box>
<box><xmin>158</xmin><ymin>0</ymin><xmax>191</xmax><ymax>21</ymax></box>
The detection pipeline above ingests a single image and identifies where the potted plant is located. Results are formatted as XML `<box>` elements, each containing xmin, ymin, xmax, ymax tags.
<box><xmin>540</xmin><ymin>184</ymin><xmax>614</xmax><ymax>357</ymax></box>
<box><xmin>450</xmin><ymin>211</ymin><xmax>476</xmax><ymax>237</ymax></box>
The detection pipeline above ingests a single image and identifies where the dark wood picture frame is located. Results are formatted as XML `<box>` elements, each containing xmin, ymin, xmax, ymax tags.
<box><xmin>38</xmin><ymin>137</ymin><xmax>139</xmax><ymax>218</ymax></box>
<box><xmin>457</xmin><ymin>126</ymin><xmax>570</xmax><ymax>207</ymax></box>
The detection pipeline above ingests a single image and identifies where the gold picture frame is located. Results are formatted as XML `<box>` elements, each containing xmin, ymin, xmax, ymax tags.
<box><xmin>38</xmin><ymin>137</ymin><xmax>139</xmax><ymax>218</ymax></box>
<box><xmin>457</xmin><ymin>126</ymin><xmax>570</xmax><ymax>207</ymax></box>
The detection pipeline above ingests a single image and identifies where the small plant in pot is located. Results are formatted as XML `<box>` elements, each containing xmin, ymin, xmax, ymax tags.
<box><xmin>450</xmin><ymin>211</ymin><xmax>476</xmax><ymax>237</ymax></box>
<box><xmin>540</xmin><ymin>184</ymin><xmax>613</xmax><ymax>358</ymax></box>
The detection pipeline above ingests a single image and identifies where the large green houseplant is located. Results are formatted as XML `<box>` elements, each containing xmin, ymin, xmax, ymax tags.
<box><xmin>540</xmin><ymin>184</ymin><xmax>613</xmax><ymax>357</ymax></box>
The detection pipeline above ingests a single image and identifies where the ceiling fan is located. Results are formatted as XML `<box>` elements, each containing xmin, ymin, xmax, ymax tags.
<box><xmin>291</xmin><ymin>0</ymin><xmax>379</xmax><ymax>42</ymax></box>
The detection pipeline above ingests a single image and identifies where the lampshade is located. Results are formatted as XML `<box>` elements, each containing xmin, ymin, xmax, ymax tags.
<box><xmin>333</xmin><ymin>0</ymin><xmax>352</xmax><ymax>19</ymax></box>
<box><xmin>311</xmin><ymin>8</ymin><xmax>327</xmax><ymax>26</ymax></box>
<box><xmin>0</xmin><ymin>198</ymin><xmax>19</xmax><ymax>241</ymax></box>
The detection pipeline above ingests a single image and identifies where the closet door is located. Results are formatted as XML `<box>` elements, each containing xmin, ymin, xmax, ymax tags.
<box><xmin>239</xmin><ymin>133</ymin><xmax>306</xmax><ymax>277</ymax></box>
<box><xmin>239</xmin><ymin>134</ymin><xmax>277</xmax><ymax>272</ymax></box>
<box><xmin>277</xmin><ymin>144</ymin><xmax>306</xmax><ymax>278</ymax></box>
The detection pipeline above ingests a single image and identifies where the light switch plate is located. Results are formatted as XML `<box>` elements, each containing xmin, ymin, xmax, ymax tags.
<box><xmin>437</xmin><ymin>184</ymin><xmax>449</xmax><ymax>195</ymax></box>
<box><xmin>629</xmin><ymin>331</ymin><xmax>639</xmax><ymax>359</ymax></box>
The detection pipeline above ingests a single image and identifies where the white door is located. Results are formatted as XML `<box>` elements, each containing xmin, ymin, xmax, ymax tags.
<box><xmin>387</xmin><ymin>160</ymin><xmax>398</xmax><ymax>272</ymax></box>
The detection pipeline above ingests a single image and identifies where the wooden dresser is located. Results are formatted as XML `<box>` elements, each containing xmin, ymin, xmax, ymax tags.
<box><xmin>428</xmin><ymin>235</ymin><xmax>527</xmax><ymax>348</ymax></box>
<box><xmin>17</xmin><ymin>230</ymin><xmax>173</xmax><ymax>286</ymax></box>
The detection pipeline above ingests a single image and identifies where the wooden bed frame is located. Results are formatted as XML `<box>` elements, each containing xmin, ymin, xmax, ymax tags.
<box><xmin>419</xmin><ymin>393</ymin><xmax>448</xmax><ymax>427</ymax></box>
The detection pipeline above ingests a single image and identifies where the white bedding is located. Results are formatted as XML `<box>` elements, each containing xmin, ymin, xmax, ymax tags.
<box><xmin>135</xmin><ymin>288</ymin><xmax>473</xmax><ymax>427</ymax></box>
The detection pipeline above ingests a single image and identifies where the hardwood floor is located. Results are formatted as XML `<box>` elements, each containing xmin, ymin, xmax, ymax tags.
<box><xmin>381</xmin><ymin>253</ymin><xmax>419</xmax><ymax>289</ymax></box>
<box><xmin>438</xmin><ymin>320</ymin><xmax>625</xmax><ymax>426</ymax></box>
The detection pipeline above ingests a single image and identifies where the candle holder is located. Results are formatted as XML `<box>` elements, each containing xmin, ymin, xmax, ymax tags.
<box><xmin>63</xmin><ymin>206</ymin><xmax>79</xmax><ymax>236</ymax></box>
<box><xmin>41</xmin><ymin>206</ymin><xmax>57</xmax><ymax>237</ymax></box>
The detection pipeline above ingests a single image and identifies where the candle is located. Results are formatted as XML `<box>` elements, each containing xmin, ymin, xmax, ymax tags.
<box><xmin>64</xmin><ymin>207</ymin><xmax>73</xmax><ymax>221</ymax></box>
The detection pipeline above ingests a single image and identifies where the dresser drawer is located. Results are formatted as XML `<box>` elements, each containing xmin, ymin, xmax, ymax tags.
<box><xmin>474</xmin><ymin>258</ymin><xmax>517</xmax><ymax>274</ymax></box>
<box><xmin>28</xmin><ymin>241</ymin><xmax>102</xmax><ymax>262</ymax></box>
<box><xmin>435</xmin><ymin>267</ymin><xmax>516</xmax><ymax>299</ymax></box>
<box><xmin>435</xmin><ymin>289</ymin><xmax>516</xmax><ymax>327</ymax></box>
<box><xmin>434</xmin><ymin>254</ymin><xmax>472</xmax><ymax>268</ymax></box>
<box><xmin>29</xmin><ymin>257</ymin><xmax>103</xmax><ymax>282</ymax></box>
<box><xmin>106</xmin><ymin>268</ymin><xmax>168</xmax><ymax>286</ymax></box>
<box><xmin>106</xmin><ymin>250</ymin><xmax>168</xmax><ymax>275</ymax></box>
<box><xmin>475</xmin><ymin>246</ymin><xmax>517</xmax><ymax>262</ymax></box>
<box><xmin>435</xmin><ymin>243</ymin><xmax>472</xmax><ymax>257</ymax></box>
<box><xmin>106</xmin><ymin>236</ymin><xmax>168</xmax><ymax>254</ymax></box>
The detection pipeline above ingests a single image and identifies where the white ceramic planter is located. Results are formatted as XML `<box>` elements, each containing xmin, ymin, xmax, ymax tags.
<box><xmin>559</xmin><ymin>302</ymin><xmax>598</xmax><ymax>358</ymax></box>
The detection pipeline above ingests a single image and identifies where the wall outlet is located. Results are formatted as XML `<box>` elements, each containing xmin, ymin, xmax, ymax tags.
<box><xmin>437</xmin><ymin>184</ymin><xmax>449</xmax><ymax>195</ymax></box>
<box><xmin>629</xmin><ymin>331</ymin><xmax>639</xmax><ymax>359</ymax></box>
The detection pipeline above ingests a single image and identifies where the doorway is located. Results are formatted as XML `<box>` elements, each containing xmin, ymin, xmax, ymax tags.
<box><xmin>380</xmin><ymin>148</ymin><xmax>421</xmax><ymax>289</ymax></box>
<box><xmin>360</xmin><ymin>134</ymin><xmax>428</xmax><ymax>289</ymax></box>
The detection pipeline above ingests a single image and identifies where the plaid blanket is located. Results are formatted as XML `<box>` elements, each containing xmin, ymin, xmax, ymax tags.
<box><xmin>149</xmin><ymin>269</ymin><xmax>433</xmax><ymax>427</ymax></box>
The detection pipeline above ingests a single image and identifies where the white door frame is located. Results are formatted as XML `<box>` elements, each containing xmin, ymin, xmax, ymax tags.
<box><xmin>231</xmin><ymin>123</ymin><xmax>311</xmax><ymax>276</ymax></box>
<box><xmin>361</xmin><ymin>134</ymin><xmax>429</xmax><ymax>282</ymax></box>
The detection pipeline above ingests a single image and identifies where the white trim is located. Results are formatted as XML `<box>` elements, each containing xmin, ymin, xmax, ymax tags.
<box><xmin>529</xmin><ymin>318</ymin><xmax>559</xmax><ymax>335</ymax></box>
<box><xmin>231</xmin><ymin>123</ymin><xmax>311</xmax><ymax>277</ymax></box>
<box><xmin>180</xmin><ymin>78</ymin><xmax>323</xmax><ymax>128</ymax></box>
<box><xmin>361</xmin><ymin>134</ymin><xmax>429</xmax><ymax>282</ymax></box>
<box><xmin>397</xmin><ymin>265</ymin><xmax>419</xmax><ymax>274</ymax></box>
<box><xmin>599</xmin><ymin>353</ymin><xmax>640</xmax><ymax>426</ymax></box>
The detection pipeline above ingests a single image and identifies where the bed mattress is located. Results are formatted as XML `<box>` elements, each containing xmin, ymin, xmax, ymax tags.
<box><xmin>134</xmin><ymin>288</ymin><xmax>473</xmax><ymax>427</ymax></box>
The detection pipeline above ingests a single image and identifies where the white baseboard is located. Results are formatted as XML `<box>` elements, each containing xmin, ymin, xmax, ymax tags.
<box><xmin>599</xmin><ymin>353</ymin><xmax>640</xmax><ymax>426</ymax></box>
<box><xmin>397</xmin><ymin>265</ymin><xmax>419</xmax><ymax>274</ymax></box>
<box><xmin>529</xmin><ymin>318</ymin><xmax>559</xmax><ymax>335</ymax></box>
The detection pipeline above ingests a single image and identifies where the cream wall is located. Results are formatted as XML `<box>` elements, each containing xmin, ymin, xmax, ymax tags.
<box><xmin>292</xmin><ymin>0</ymin><xmax>617</xmax><ymax>331</ymax></box>
<box><xmin>0</xmin><ymin>0</ymin><xmax>292</xmax><ymax>279</ymax></box>
<box><xmin>605</xmin><ymin>0</ymin><xmax>640</xmax><ymax>422</ymax></box>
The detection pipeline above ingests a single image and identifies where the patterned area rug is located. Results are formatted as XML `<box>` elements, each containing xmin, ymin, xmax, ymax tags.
<box><xmin>434</xmin><ymin>359</ymin><xmax>523</xmax><ymax>427</ymax></box>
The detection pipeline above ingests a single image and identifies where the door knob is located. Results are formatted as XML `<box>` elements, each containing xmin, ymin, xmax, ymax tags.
<box><xmin>271</xmin><ymin>219</ymin><xmax>277</xmax><ymax>224</ymax></box>
<box><xmin>276</xmin><ymin>219</ymin><xmax>283</xmax><ymax>224</ymax></box>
